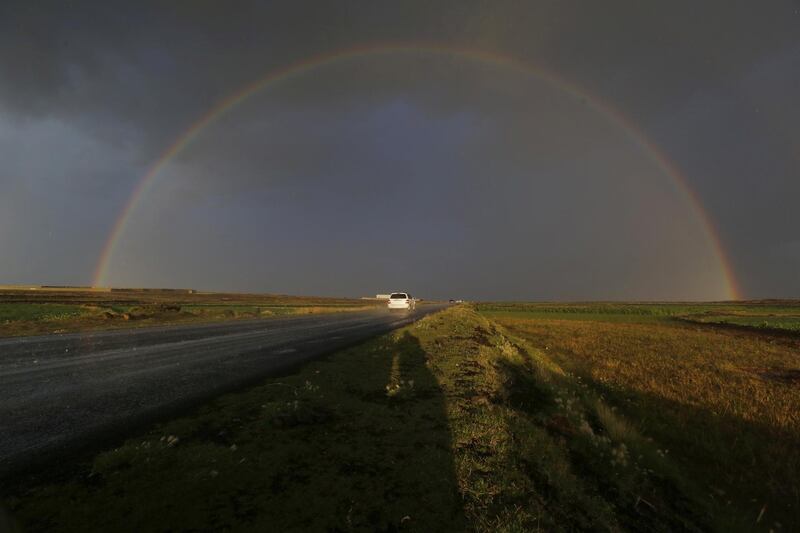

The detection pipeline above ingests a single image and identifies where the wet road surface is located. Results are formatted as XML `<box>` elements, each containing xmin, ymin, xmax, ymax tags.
<box><xmin>0</xmin><ymin>305</ymin><xmax>445</xmax><ymax>477</ymax></box>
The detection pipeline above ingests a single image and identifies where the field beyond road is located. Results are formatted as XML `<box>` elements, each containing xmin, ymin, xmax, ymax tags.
<box><xmin>4</xmin><ymin>303</ymin><xmax>799</xmax><ymax>531</ymax></box>
<box><xmin>480</xmin><ymin>302</ymin><xmax>800</xmax><ymax>530</ymax></box>
<box><xmin>0</xmin><ymin>287</ymin><xmax>382</xmax><ymax>338</ymax></box>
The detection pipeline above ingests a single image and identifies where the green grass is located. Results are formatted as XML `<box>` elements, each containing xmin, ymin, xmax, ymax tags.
<box><xmin>481</xmin><ymin>309</ymin><xmax>670</xmax><ymax>324</ymax></box>
<box><xmin>485</xmin><ymin>306</ymin><xmax>800</xmax><ymax>531</ymax></box>
<box><xmin>0</xmin><ymin>289</ymin><xmax>381</xmax><ymax>338</ymax></box>
<box><xmin>0</xmin><ymin>303</ymin><xmax>86</xmax><ymax>322</ymax></box>
<box><xmin>479</xmin><ymin>302</ymin><xmax>713</xmax><ymax>316</ymax></box>
<box><xmin>478</xmin><ymin>302</ymin><xmax>800</xmax><ymax>332</ymax></box>
<box><xmin>5</xmin><ymin>306</ymin><xmax>753</xmax><ymax>532</ymax></box>
<box><xmin>479</xmin><ymin>302</ymin><xmax>800</xmax><ymax>316</ymax></box>
<box><xmin>684</xmin><ymin>314</ymin><xmax>800</xmax><ymax>332</ymax></box>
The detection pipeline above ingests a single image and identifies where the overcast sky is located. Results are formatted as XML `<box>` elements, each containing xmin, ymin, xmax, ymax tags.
<box><xmin>1</xmin><ymin>1</ymin><xmax>798</xmax><ymax>300</ymax></box>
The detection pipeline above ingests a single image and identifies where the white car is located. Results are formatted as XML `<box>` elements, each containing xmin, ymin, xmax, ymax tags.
<box><xmin>387</xmin><ymin>292</ymin><xmax>415</xmax><ymax>310</ymax></box>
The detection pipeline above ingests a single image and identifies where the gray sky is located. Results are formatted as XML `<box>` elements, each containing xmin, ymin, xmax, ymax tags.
<box><xmin>1</xmin><ymin>1</ymin><xmax>798</xmax><ymax>300</ymax></box>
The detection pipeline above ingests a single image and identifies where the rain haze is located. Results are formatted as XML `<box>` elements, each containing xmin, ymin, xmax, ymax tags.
<box><xmin>1</xmin><ymin>1</ymin><xmax>798</xmax><ymax>300</ymax></box>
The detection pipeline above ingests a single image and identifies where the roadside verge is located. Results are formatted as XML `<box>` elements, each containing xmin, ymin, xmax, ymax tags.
<box><xmin>5</xmin><ymin>306</ymin><xmax>715</xmax><ymax>531</ymax></box>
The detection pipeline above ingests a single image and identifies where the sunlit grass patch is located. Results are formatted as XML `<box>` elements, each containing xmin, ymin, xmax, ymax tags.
<box><xmin>491</xmin><ymin>310</ymin><xmax>800</xmax><ymax>531</ymax></box>
<box><xmin>435</xmin><ymin>309</ymin><xmax>716</xmax><ymax>531</ymax></box>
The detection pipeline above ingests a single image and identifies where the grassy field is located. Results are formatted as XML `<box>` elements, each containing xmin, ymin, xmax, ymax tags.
<box><xmin>479</xmin><ymin>302</ymin><xmax>800</xmax><ymax>530</ymax></box>
<box><xmin>8</xmin><ymin>305</ymin><xmax>795</xmax><ymax>531</ymax></box>
<box><xmin>480</xmin><ymin>301</ymin><xmax>800</xmax><ymax>332</ymax></box>
<box><xmin>0</xmin><ymin>288</ymin><xmax>381</xmax><ymax>337</ymax></box>
<box><xmin>681</xmin><ymin>313</ymin><xmax>800</xmax><ymax>332</ymax></box>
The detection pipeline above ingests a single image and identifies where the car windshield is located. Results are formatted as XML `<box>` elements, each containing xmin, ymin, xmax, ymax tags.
<box><xmin>390</xmin><ymin>293</ymin><xmax>408</xmax><ymax>299</ymax></box>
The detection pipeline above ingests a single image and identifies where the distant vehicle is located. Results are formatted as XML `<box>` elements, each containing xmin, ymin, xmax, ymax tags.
<box><xmin>449</xmin><ymin>299</ymin><xmax>455</xmax><ymax>303</ymax></box>
<box><xmin>388</xmin><ymin>292</ymin><xmax>415</xmax><ymax>310</ymax></box>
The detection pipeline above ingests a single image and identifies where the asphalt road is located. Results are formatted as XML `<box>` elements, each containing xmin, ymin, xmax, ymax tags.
<box><xmin>0</xmin><ymin>304</ymin><xmax>445</xmax><ymax>478</ymax></box>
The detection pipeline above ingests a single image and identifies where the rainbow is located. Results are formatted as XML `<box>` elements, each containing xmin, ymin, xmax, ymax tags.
<box><xmin>92</xmin><ymin>43</ymin><xmax>741</xmax><ymax>299</ymax></box>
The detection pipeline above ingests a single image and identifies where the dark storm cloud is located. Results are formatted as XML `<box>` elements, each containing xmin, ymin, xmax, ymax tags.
<box><xmin>1</xmin><ymin>1</ymin><xmax>798</xmax><ymax>298</ymax></box>
<box><xmin>3</xmin><ymin>1</ymin><xmax>796</xmax><ymax>140</ymax></box>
